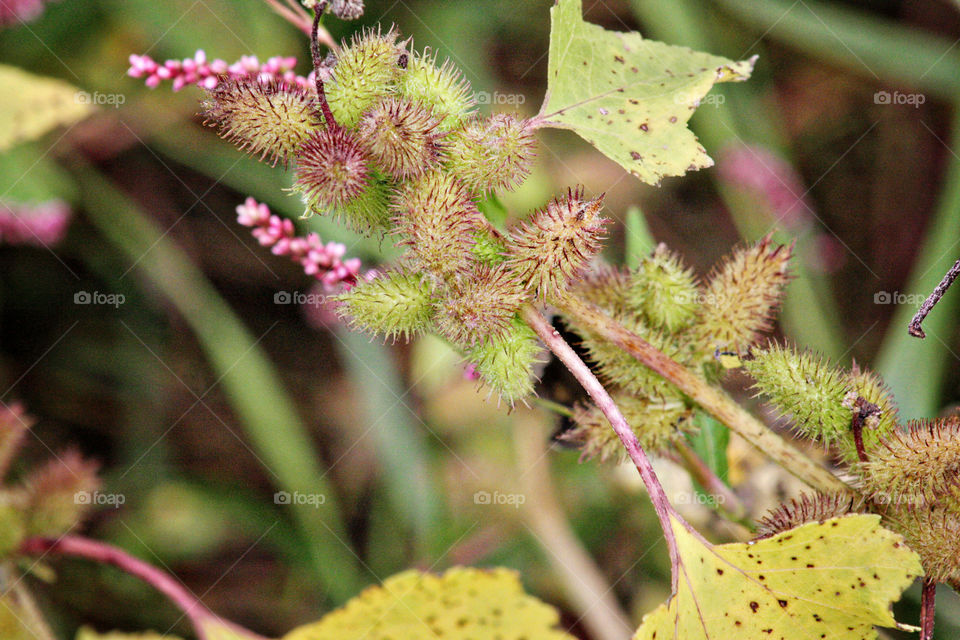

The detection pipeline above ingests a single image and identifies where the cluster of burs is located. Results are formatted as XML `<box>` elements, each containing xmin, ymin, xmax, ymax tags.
<box><xmin>746</xmin><ymin>336</ymin><xmax>960</xmax><ymax>589</ymax></box>
<box><xmin>202</xmin><ymin>25</ymin><xmax>960</xmax><ymax>590</ymax></box>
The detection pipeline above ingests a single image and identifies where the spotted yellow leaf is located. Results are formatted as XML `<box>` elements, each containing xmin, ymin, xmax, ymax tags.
<box><xmin>282</xmin><ymin>567</ymin><xmax>574</xmax><ymax>640</ymax></box>
<box><xmin>0</xmin><ymin>64</ymin><xmax>94</xmax><ymax>152</ymax></box>
<box><xmin>540</xmin><ymin>0</ymin><xmax>754</xmax><ymax>185</ymax></box>
<box><xmin>634</xmin><ymin>514</ymin><xmax>922</xmax><ymax>639</ymax></box>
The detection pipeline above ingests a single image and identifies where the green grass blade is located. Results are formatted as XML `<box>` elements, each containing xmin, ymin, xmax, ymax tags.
<box><xmin>712</xmin><ymin>0</ymin><xmax>960</xmax><ymax>100</ymax></box>
<box><xmin>875</xmin><ymin>113</ymin><xmax>960</xmax><ymax>419</ymax></box>
<box><xmin>73</xmin><ymin>163</ymin><xmax>365</xmax><ymax>602</ymax></box>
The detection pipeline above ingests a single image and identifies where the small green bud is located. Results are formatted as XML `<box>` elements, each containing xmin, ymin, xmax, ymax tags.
<box><xmin>392</xmin><ymin>170</ymin><xmax>485</xmax><ymax>277</ymax></box>
<box><xmin>468</xmin><ymin>318</ymin><xmax>542</xmax><ymax>406</ymax></box>
<box><xmin>327</xmin><ymin>27</ymin><xmax>407</xmax><ymax>127</ymax></box>
<box><xmin>397</xmin><ymin>49</ymin><xmax>475</xmax><ymax>131</ymax></box>
<box><xmin>201</xmin><ymin>78</ymin><xmax>321</xmax><ymax>167</ymax></box>
<box><xmin>24</xmin><ymin>449</ymin><xmax>100</xmax><ymax>537</ymax></box>
<box><xmin>563</xmin><ymin>394</ymin><xmax>693</xmax><ymax>462</ymax></box>
<box><xmin>435</xmin><ymin>264</ymin><xmax>527</xmax><ymax>347</ymax></box>
<box><xmin>336</xmin><ymin>271</ymin><xmax>435</xmax><ymax>341</ymax></box>
<box><xmin>470</xmin><ymin>229</ymin><xmax>507</xmax><ymax>266</ymax></box>
<box><xmin>628</xmin><ymin>244</ymin><xmax>699</xmax><ymax>332</ymax></box>
<box><xmin>696</xmin><ymin>235</ymin><xmax>791</xmax><ymax>353</ymax></box>
<box><xmin>744</xmin><ymin>343</ymin><xmax>851</xmax><ymax>449</ymax></box>
<box><xmin>507</xmin><ymin>187</ymin><xmax>607</xmax><ymax>300</ymax></box>
<box><xmin>445</xmin><ymin>113</ymin><xmax>536</xmax><ymax>193</ymax></box>
<box><xmin>755</xmin><ymin>493</ymin><xmax>864</xmax><ymax>539</ymax></box>
<box><xmin>356</xmin><ymin>97</ymin><xmax>445</xmax><ymax>180</ymax></box>
<box><xmin>857</xmin><ymin>418</ymin><xmax>960</xmax><ymax>504</ymax></box>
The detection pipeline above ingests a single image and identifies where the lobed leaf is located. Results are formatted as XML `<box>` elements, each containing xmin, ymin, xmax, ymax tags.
<box><xmin>541</xmin><ymin>0</ymin><xmax>754</xmax><ymax>185</ymax></box>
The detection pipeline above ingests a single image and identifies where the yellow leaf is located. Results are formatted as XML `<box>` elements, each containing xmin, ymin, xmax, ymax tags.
<box><xmin>634</xmin><ymin>514</ymin><xmax>922</xmax><ymax>639</ymax></box>
<box><xmin>0</xmin><ymin>64</ymin><xmax>94</xmax><ymax>152</ymax></box>
<box><xmin>283</xmin><ymin>567</ymin><xmax>575</xmax><ymax>640</ymax></box>
<box><xmin>541</xmin><ymin>0</ymin><xmax>754</xmax><ymax>185</ymax></box>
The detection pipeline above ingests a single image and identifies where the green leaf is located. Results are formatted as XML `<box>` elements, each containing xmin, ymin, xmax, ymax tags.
<box><xmin>282</xmin><ymin>567</ymin><xmax>575</xmax><ymax>640</ymax></box>
<box><xmin>0</xmin><ymin>65</ymin><xmax>93</xmax><ymax>152</ymax></box>
<box><xmin>540</xmin><ymin>0</ymin><xmax>754</xmax><ymax>185</ymax></box>
<box><xmin>686</xmin><ymin>412</ymin><xmax>729</xmax><ymax>484</ymax></box>
<box><xmin>634</xmin><ymin>514</ymin><xmax>922</xmax><ymax>639</ymax></box>
<box><xmin>624</xmin><ymin>205</ymin><xmax>654</xmax><ymax>268</ymax></box>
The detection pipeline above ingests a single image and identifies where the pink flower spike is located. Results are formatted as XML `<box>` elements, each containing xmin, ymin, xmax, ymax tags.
<box><xmin>236</xmin><ymin>198</ymin><xmax>364</xmax><ymax>290</ymax></box>
<box><xmin>127</xmin><ymin>50</ymin><xmax>312</xmax><ymax>93</ymax></box>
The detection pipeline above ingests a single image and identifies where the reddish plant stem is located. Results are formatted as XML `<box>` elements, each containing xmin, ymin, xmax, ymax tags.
<box><xmin>310</xmin><ymin>3</ymin><xmax>337</xmax><ymax>127</ymax></box>
<box><xmin>20</xmin><ymin>536</ymin><xmax>266</xmax><ymax>640</ymax></box>
<box><xmin>520</xmin><ymin>304</ymin><xmax>682</xmax><ymax>585</ymax></box>
<box><xmin>920</xmin><ymin>578</ymin><xmax>937</xmax><ymax>640</ymax></box>
<box><xmin>263</xmin><ymin>0</ymin><xmax>313</xmax><ymax>35</ymax></box>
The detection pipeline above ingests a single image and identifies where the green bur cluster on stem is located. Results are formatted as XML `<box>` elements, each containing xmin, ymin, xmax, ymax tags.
<box><xmin>560</xmin><ymin>237</ymin><xmax>793</xmax><ymax>461</ymax></box>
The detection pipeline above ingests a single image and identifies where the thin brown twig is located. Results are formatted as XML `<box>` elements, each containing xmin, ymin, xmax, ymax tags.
<box><xmin>909</xmin><ymin>258</ymin><xmax>960</xmax><ymax>339</ymax></box>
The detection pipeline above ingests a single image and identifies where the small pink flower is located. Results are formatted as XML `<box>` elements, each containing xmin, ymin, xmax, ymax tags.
<box><xmin>236</xmin><ymin>197</ymin><xmax>366</xmax><ymax>291</ymax></box>
<box><xmin>0</xmin><ymin>0</ymin><xmax>61</xmax><ymax>27</ymax></box>
<box><xmin>0</xmin><ymin>200</ymin><xmax>72</xmax><ymax>246</ymax></box>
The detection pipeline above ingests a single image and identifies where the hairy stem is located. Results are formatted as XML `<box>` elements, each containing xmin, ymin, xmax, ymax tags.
<box><xmin>310</xmin><ymin>3</ymin><xmax>337</xmax><ymax>127</ymax></box>
<box><xmin>513</xmin><ymin>412</ymin><xmax>633</xmax><ymax>640</ymax></box>
<box><xmin>520</xmin><ymin>304</ymin><xmax>682</xmax><ymax>585</ymax></box>
<box><xmin>556</xmin><ymin>294</ymin><xmax>851</xmax><ymax>494</ymax></box>
<box><xmin>909</xmin><ymin>258</ymin><xmax>960</xmax><ymax>339</ymax></box>
<box><xmin>20</xmin><ymin>536</ymin><xmax>267</xmax><ymax>640</ymax></box>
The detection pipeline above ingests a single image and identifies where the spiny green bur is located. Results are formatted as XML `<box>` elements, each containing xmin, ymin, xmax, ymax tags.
<box><xmin>337</xmin><ymin>272</ymin><xmax>435</xmax><ymax>341</ymax></box>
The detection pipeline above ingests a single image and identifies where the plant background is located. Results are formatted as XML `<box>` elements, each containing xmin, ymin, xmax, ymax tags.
<box><xmin>1</xmin><ymin>0</ymin><xmax>960</xmax><ymax>638</ymax></box>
